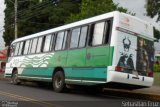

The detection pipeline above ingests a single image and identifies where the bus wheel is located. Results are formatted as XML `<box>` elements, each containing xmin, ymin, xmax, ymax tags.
<box><xmin>11</xmin><ymin>70</ymin><xmax>20</xmax><ymax>85</ymax></box>
<box><xmin>52</xmin><ymin>71</ymin><xmax>65</xmax><ymax>93</ymax></box>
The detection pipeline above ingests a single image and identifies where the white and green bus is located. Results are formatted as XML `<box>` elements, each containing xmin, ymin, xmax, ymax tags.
<box><xmin>5</xmin><ymin>11</ymin><xmax>154</xmax><ymax>92</ymax></box>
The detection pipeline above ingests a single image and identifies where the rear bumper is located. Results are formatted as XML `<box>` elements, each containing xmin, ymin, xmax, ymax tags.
<box><xmin>107</xmin><ymin>70</ymin><xmax>154</xmax><ymax>87</ymax></box>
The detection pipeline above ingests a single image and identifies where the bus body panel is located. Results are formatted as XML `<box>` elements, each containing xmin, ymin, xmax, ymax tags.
<box><xmin>67</xmin><ymin>48</ymin><xmax>86</xmax><ymax>67</ymax></box>
<box><xmin>108</xmin><ymin>11</ymin><xmax>154</xmax><ymax>87</ymax></box>
<box><xmin>65</xmin><ymin>67</ymin><xmax>107</xmax><ymax>85</ymax></box>
<box><xmin>5</xmin><ymin>11</ymin><xmax>154</xmax><ymax>88</ymax></box>
<box><xmin>107</xmin><ymin>70</ymin><xmax>153</xmax><ymax>87</ymax></box>
<box><xmin>5</xmin><ymin>46</ymin><xmax>114</xmax><ymax>85</ymax></box>
<box><xmin>5</xmin><ymin>53</ymin><xmax>55</xmax><ymax>80</ymax></box>
<box><xmin>48</xmin><ymin>51</ymin><xmax>68</xmax><ymax>67</ymax></box>
<box><xmin>86</xmin><ymin>45</ymin><xmax>113</xmax><ymax>67</ymax></box>
<box><xmin>65</xmin><ymin>46</ymin><xmax>114</xmax><ymax>85</ymax></box>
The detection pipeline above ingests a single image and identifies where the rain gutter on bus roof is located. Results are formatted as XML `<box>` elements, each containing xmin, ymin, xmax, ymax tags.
<box><xmin>12</xmin><ymin>11</ymin><xmax>118</xmax><ymax>44</ymax></box>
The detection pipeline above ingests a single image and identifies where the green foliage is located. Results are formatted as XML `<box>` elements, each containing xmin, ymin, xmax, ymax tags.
<box><xmin>146</xmin><ymin>0</ymin><xmax>160</xmax><ymax>22</ymax></box>
<box><xmin>66</xmin><ymin>0</ymin><xmax>127</xmax><ymax>23</ymax></box>
<box><xmin>3</xmin><ymin>0</ymin><xmax>81</xmax><ymax>46</ymax></box>
<box><xmin>154</xmin><ymin>64</ymin><xmax>160</xmax><ymax>72</ymax></box>
<box><xmin>154</xmin><ymin>72</ymin><xmax>160</xmax><ymax>86</ymax></box>
<box><xmin>3</xmin><ymin>0</ymin><xmax>127</xmax><ymax>46</ymax></box>
<box><xmin>154</xmin><ymin>27</ymin><xmax>160</xmax><ymax>41</ymax></box>
<box><xmin>146</xmin><ymin>0</ymin><xmax>160</xmax><ymax>40</ymax></box>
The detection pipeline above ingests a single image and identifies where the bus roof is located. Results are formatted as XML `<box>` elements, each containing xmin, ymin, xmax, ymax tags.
<box><xmin>12</xmin><ymin>11</ymin><xmax>116</xmax><ymax>44</ymax></box>
<box><xmin>155</xmin><ymin>54</ymin><xmax>160</xmax><ymax>57</ymax></box>
<box><xmin>12</xmin><ymin>11</ymin><xmax>153</xmax><ymax>44</ymax></box>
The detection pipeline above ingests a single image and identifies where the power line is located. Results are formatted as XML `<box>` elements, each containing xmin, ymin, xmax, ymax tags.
<box><xmin>0</xmin><ymin>24</ymin><xmax>14</xmax><ymax>33</ymax></box>
<box><xmin>5</xmin><ymin>0</ymin><xmax>54</xmax><ymax>23</ymax></box>
<box><xmin>9</xmin><ymin>1</ymin><xmax>78</xmax><ymax>20</ymax></box>
<box><xmin>8</xmin><ymin>0</ymin><xmax>14</xmax><ymax>4</ymax></box>
<box><xmin>18</xmin><ymin>0</ymin><xmax>33</xmax><ymax>3</ymax></box>
<box><xmin>18</xmin><ymin>3</ymin><xmax>53</xmax><ymax>19</ymax></box>
<box><xmin>18</xmin><ymin>20</ymin><xmax>63</xmax><ymax>26</ymax></box>
<box><xmin>3</xmin><ymin>0</ymin><xmax>80</xmax><ymax>32</ymax></box>
<box><xmin>0</xmin><ymin>29</ymin><xmax>5</xmax><ymax>32</ymax></box>
<box><xmin>18</xmin><ymin>13</ymin><xmax>45</xmax><ymax>21</ymax></box>
<box><xmin>10</xmin><ymin>0</ymin><xmax>54</xmax><ymax>17</ymax></box>
<box><xmin>17</xmin><ymin>1</ymin><xmax>79</xmax><ymax>20</ymax></box>
<box><xmin>19</xmin><ymin>0</ymin><xmax>54</xmax><ymax>12</ymax></box>
<box><xmin>6</xmin><ymin>1</ymin><xmax>80</xmax><ymax>23</ymax></box>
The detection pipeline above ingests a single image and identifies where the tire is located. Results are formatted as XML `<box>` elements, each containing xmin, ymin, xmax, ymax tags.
<box><xmin>11</xmin><ymin>70</ymin><xmax>20</xmax><ymax>85</ymax></box>
<box><xmin>52</xmin><ymin>71</ymin><xmax>65</xmax><ymax>93</ymax></box>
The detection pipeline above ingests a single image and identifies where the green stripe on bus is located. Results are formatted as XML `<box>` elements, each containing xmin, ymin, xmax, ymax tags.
<box><xmin>21</xmin><ymin>68</ymin><xmax>54</xmax><ymax>77</ymax></box>
<box><xmin>64</xmin><ymin>67</ymin><xmax>107</xmax><ymax>81</ymax></box>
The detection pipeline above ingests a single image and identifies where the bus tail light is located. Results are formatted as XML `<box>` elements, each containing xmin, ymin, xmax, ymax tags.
<box><xmin>115</xmin><ymin>66</ymin><xmax>124</xmax><ymax>72</ymax></box>
<box><xmin>148</xmin><ymin>72</ymin><xmax>153</xmax><ymax>77</ymax></box>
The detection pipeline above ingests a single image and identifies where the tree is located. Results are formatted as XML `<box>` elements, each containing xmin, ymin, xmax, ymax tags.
<box><xmin>66</xmin><ymin>0</ymin><xmax>127</xmax><ymax>23</ymax></box>
<box><xmin>146</xmin><ymin>0</ymin><xmax>160</xmax><ymax>22</ymax></box>
<box><xmin>146</xmin><ymin>0</ymin><xmax>160</xmax><ymax>40</ymax></box>
<box><xmin>154</xmin><ymin>27</ymin><xmax>160</xmax><ymax>41</ymax></box>
<box><xmin>3</xmin><ymin>0</ymin><xmax>81</xmax><ymax>46</ymax></box>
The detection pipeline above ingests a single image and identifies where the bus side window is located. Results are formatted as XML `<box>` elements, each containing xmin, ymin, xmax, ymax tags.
<box><xmin>91</xmin><ymin>21</ymin><xmax>105</xmax><ymax>46</ymax></box>
<box><xmin>41</xmin><ymin>36</ymin><xmax>46</xmax><ymax>52</ymax></box>
<box><xmin>103</xmin><ymin>20</ymin><xmax>112</xmax><ymax>44</ymax></box>
<box><xmin>30</xmin><ymin>38</ymin><xmax>38</xmax><ymax>54</ymax></box>
<box><xmin>50</xmin><ymin>33</ymin><xmax>56</xmax><ymax>51</ymax></box>
<box><xmin>62</xmin><ymin>31</ymin><xmax>68</xmax><ymax>50</ymax></box>
<box><xmin>21</xmin><ymin>41</ymin><xmax>25</xmax><ymax>55</ymax></box>
<box><xmin>70</xmin><ymin>27</ymin><xmax>81</xmax><ymax>49</ymax></box>
<box><xmin>43</xmin><ymin>34</ymin><xmax>52</xmax><ymax>52</ymax></box>
<box><xmin>23</xmin><ymin>40</ymin><xmax>30</xmax><ymax>55</ymax></box>
<box><xmin>28</xmin><ymin>40</ymin><xmax>33</xmax><ymax>54</ymax></box>
<box><xmin>10</xmin><ymin>43</ymin><xmax>16</xmax><ymax>57</ymax></box>
<box><xmin>79</xmin><ymin>26</ymin><xmax>88</xmax><ymax>48</ymax></box>
<box><xmin>65</xmin><ymin>30</ymin><xmax>71</xmax><ymax>50</ymax></box>
<box><xmin>88</xmin><ymin>24</ymin><xmax>94</xmax><ymax>46</ymax></box>
<box><xmin>18</xmin><ymin>42</ymin><xmax>23</xmax><ymax>55</ymax></box>
<box><xmin>36</xmin><ymin>37</ymin><xmax>43</xmax><ymax>53</ymax></box>
<box><xmin>55</xmin><ymin>31</ymin><xmax>65</xmax><ymax>51</ymax></box>
<box><xmin>14</xmin><ymin>42</ymin><xmax>20</xmax><ymax>56</ymax></box>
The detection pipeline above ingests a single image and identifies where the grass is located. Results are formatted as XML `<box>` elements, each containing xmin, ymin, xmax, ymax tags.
<box><xmin>154</xmin><ymin>64</ymin><xmax>160</xmax><ymax>72</ymax></box>
<box><xmin>0</xmin><ymin>73</ymin><xmax>4</xmax><ymax>78</ymax></box>
<box><xmin>154</xmin><ymin>72</ymin><xmax>160</xmax><ymax>86</ymax></box>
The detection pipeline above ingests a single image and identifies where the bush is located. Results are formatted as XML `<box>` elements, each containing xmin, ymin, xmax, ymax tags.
<box><xmin>0</xmin><ymin>73</ymin><xmax>4</xmax><ymax>78</ymax></box>
<box><xmin>154</xmin><ymin>64</ymin><xmax>160</xmax><ymax>72</ymax></box>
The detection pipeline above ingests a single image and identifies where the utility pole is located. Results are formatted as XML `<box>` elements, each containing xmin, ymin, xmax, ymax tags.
<box><xmin>14</xmin><ymin>0</ymin><xmax>18</xmax><ymax>39</ymax></box>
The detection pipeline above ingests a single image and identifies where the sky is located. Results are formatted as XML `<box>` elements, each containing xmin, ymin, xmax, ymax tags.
<box><xmin>0</xmin><ymin>0</ymin><xmax>160</xmax><ymax>52</ymax></box>
<box><xmin>113</xmin><ymin>0</ymin><xmax>160</xmax><ymax>53</ymax></box>
<box><xmin>0</xmin><ymin>0</ymin><xmax>5</xmax><ymax>50</ymax></box>
<box><xmin>114</xmin><ymin>0</ymin><xmax>160</xmax><ymax>29</ymax></box>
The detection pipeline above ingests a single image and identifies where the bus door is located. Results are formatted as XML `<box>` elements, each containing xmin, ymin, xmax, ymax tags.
<box><xmin>84</xmin><ymin>21</ymin><xmax>112</xmax><ymax>82</ymax></box>
<box><xmin>66</xmin><ymin>27</ymin><xmax>88</xmax><ymax>81</ymax></box>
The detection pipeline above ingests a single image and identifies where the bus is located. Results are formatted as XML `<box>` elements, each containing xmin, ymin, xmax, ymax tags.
<box><xmin>5</xmin><ymin>11</ymin><xmax>154</xmax><ymax>92</ymax></box>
